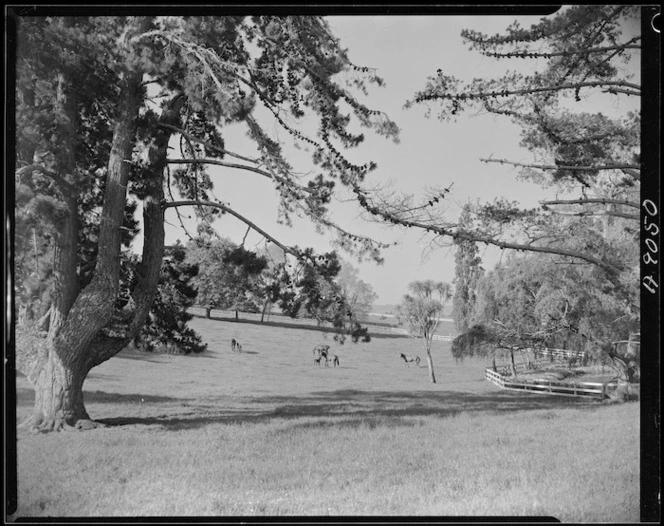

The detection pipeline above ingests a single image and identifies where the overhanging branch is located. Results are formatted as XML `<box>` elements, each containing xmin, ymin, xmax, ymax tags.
<box><xmin>481</xmin><ymin>157</ymin><xmax>640</xmax><ymax>173</ymax></box>
<box><xmin>163</xmin><ymin>199</ymin><xmax>298</xmax><ymax>258</ymax></box>
<box><xmin>159</xmin><ymin>123</ymin><xmax>258</xmax><ymax>164</ymax></box>
<box><xmin>354</xmin><ymin>187</ymin><xmax>624</xmax><ymax>276</ymax></box>
<box><xmin>416</xmin><ymin>80</ymin><xmax>641</xmax><ymax>103</ymax></box>
<box><xmin>539</xmin><ymin>198</ymin><xmax>639</xmax><ymax>209</ymax></box>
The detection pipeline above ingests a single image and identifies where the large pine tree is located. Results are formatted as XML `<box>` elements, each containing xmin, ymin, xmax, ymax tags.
<box><xmin>12</xmin><ymin>14</ymin><xmax>398</xmax><ymax>431</ymax></box>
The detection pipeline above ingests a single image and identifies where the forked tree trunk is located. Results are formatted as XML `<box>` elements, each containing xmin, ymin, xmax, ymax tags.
<box><xmin>18</xmin><ymin>57</ymin><xmax>146</xmax><ymax>432</ymax></box>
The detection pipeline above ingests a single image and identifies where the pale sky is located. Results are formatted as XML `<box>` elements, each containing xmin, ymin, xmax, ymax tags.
<box><xmin>133</xmin><ymin>12</ymin><xmax>640</xmax><ymax>306</ymax></box>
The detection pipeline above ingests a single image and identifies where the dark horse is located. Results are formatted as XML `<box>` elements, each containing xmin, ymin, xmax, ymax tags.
<box><xmin>400</xmin><ymin>353</ymin><xmax>420</xmax><ymax>367</ymax></box>
<box><xmin>232</xmin><ymin>339</ymin><xmax>242</xmax><ymax>353</ymax></box>
<box><xmin>327</xmin><ymin>354</ymin><xmax>340</xmax><ymax>367</ymax></box>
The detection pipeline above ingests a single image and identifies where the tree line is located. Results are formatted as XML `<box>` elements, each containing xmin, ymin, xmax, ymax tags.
<box><xmin>134</xmin><ymin>237</ymin><xmax>378</xmax><ymax>354</ymax></box>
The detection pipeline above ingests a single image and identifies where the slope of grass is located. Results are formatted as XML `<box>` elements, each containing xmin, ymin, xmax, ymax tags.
<box><xmin>12</xmin><ymin>313</ymin><xmax>640</xmax><ymax>521</ymax></box>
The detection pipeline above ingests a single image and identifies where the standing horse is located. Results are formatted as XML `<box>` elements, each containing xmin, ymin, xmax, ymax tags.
<box><xmin>231</xmin><ymin>338</ymin><xmax>237</xmax><ymax>352</ymax></box>
<box><xmin>400</xmin><ymin>353</ymin><xmax>421</xmax><ymax>367</ymax></box>
<box><xmin>313</xmin><ymin>344</ymin><xmax>330</xmax><ymax>360</ymax></box>
<box><xmin>327</xmin><ymin>354</ymin><xmax>340</xmax><ymax>367</ymax></box>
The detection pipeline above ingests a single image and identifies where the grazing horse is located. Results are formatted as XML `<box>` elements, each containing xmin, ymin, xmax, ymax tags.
<box><xmin>400</xmin><ymin>353</ymin><xmax>420</xmax><ymax>367</ymax></box>
<box><xmin>313</xmin><ymin>344</ymin><xmax>330</xmax><ymax>360</ymax></box>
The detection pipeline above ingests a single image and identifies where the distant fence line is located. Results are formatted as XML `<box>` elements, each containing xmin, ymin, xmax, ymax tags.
<box><xmin>390</xmin><ymin>327</ymin><xmax>453</xmax><ymax>342</ymax></box>
<box><xmin>537</xmin><ymin>348</ymin><xmax>586</xmax><ymax>360</ymax></box>
<box><xmin>485</xmin><ymin>368</ymin><xmax>615</xmax><ymax>400</ymax></box>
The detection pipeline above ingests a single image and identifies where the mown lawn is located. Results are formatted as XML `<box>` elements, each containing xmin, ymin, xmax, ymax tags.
<box><xmin>11</xmin><ymin>311</ymin><xmax>640</xmax><ymax>521</ymax></box>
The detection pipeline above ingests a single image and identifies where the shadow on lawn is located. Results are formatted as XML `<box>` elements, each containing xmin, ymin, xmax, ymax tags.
<box><xmin>94</xmin><ymin>388</ymin><xmax>603</xmax><ymax>431</ymax></box>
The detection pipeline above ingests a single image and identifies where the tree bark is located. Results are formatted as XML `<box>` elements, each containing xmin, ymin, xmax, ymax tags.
<box><xmin>18</xmin><ymin>55</ymin><xmax>145</xmax><ymax>431</ymax></box>
<box><xmin>48</xmin><ymin>71</ymin><xmax>80</xmax><ymax>339</ymax></box>
<box><xmin>260</xmin><ymin>298</ymin><xmax>269</xmax><ymax>323</ymax></box>
<box><xmin>425</xmin><ymin>339</ymin><xmax>437</xmax><ymax>383</ymax></box>
<box><xmin>20</xmin><ymin>342</ymin><xmax>92</xmax><ymax>432</ymax></box>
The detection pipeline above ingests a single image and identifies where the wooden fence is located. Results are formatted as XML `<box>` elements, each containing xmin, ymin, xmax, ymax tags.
<box><xmin>485</xmin><ymin>368</ymin><xmax>615</xmax><ymax>400</ymax></box>
<box><xmin>390</xmin><ymin>327</ymin><xmax>452</xmax><ymax>341</ymax></box>
<box><xmin>536</xmin><ymin>348</ymin><xmax>586</xmax><ymax>360</ymax></box>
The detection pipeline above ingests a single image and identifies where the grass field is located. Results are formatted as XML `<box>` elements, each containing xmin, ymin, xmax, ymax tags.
<box><xmin>12</xmin><ymin>310</ymin><xmax>640</xmax><ymax>520</ymax></box>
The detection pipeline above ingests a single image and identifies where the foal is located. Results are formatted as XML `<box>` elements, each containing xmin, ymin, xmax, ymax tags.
<box><xmin>326</xmin><ymin>354</ymin><xmax>340</xmax><ymax>367</ymax></box>
<box><xmin>400</xmin><ymin>353</ymin><xmax>421</xmax><ymax>367</ymax></box>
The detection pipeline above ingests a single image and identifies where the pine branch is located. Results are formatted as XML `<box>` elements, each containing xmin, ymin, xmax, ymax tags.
<box><xmin>541</xmin><ymin>208</ymin><xmax>639</xmax><ymax>221</ymax></box>
<box><xmin>480</xmin><ymin>157</ymin><xmax>640</xmax><ymax>173</ymax></box>
<box><xmin>601</xmin><ymin>87</ymin><xmax>641</xmax><ymax>97</ymax></box>
<box><xmin>163</xmin><ymin>200</ymin><xmax>298</xmax><ymax>258</ymax></box>
<box><xmin>354</xmin><ymin>188</ymin><xmax>624</xmax><ymax>276</ymax></box>
<box><xmin>482</xmin><ymin>41</ymin><xmax>641</xmax><ymax>60</ymax></box>
<box><xmin>416</xmin><ymin>80</ymin><xmax>641</xmax><ymax>104</ymax></box>
<box><xmin>539</xmin><ymin>198</ymin><xmax>639</xmax><ymax>209</ymax></box>
<box><xmin>166</xmin><ymin>158</ymin><xmax>312</xmax><ymax>194</ymax></box>
<box><xmin>158</xmin><ymin>123</ymin><xmax>258</xmax><ymax>164</ymax></box>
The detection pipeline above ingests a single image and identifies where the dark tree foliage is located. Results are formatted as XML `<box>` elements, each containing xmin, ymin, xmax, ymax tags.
<box><xmin>452</xmin><ymin>208</ymin><xmax>484</xmax><ymax>333</ymax></box>
<box><xmin>275</xmin><ymin>249</ymin><xmax>370</xmax><ymax>343</ymax></box>
<box><xmin>137</xmin><ymin>243</ymin><xmax>206</xmax><ymax>354</ymax></box>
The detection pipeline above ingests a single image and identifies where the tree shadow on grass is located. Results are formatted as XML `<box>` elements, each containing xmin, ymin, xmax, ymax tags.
<box><xmin>16</xmin><ymin>386</ymin><xmax>188</xmax><ymax>408</ymax></box>
<box><xmin>93</xmin><ymin>388</ymin><xmax>605</xmax><ymax>432</ymax></box>
<box><xmin>116</xmin><ymin>350</ymin><xmax>217</xmax><ymax>361</ymax></box>
<box><xmin>191</xmin><ymin>312</ymin><xmax>409</xmax><ymax>340</ymax></box>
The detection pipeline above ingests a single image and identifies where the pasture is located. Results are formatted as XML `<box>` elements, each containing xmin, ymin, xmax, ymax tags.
<box><xmin>12</xmin><ymin>311</ymin><xmax>640</xmax><ymax>520</ymax></box>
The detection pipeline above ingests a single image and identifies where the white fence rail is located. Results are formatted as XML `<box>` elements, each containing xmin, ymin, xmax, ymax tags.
<box><xmin>537</xmin><ymin>348</ymin><xmax>586</xmax><ymax>360</ymax></box>
<box><xmin>485</xmin><ymin>368</ymin><xmax>615</xmax><ymax>400</ymax></box>
<box><xmin>390</xmin><ymin>328</ymin><xmax>453</xmax><ymax>341</ymax></box>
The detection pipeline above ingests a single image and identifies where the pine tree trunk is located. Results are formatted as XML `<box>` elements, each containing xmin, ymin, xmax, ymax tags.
<box><xmin>18</xmin><ymin>61</ymin><xmax>144</xmax><ymax>432</ymax></box>
<box><xmin>23</xmin><ymin>344</ymin><xmax>93</xmax><ymax>431</ymax></box>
